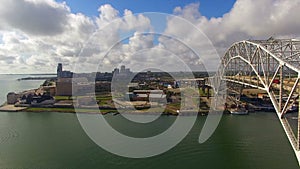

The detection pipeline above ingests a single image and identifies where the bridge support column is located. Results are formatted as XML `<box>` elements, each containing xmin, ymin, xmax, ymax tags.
<box><xmin>279</xmin><ymin>65</ymin><xmax>283</xmax><ymax>113</ymax></box>
<box><xmin>207</xmin><ymin>87</ymin><xmax>210</xmax><ymax>99</ymax></box>
<box><xmin>296</xmin><ymin>88</ymin><xmax>300</xmax><ymax>151</ymax></box>
<box><xmin>238</xmin><ymin>85</ymin><xmax>243</xmax><ymax>101</ymax></box>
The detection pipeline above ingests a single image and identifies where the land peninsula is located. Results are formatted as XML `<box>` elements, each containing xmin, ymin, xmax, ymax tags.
<box><xmin>0</xmin><ymin>64</ymin><xmax>214</xmax><ymax>115</ymax></box>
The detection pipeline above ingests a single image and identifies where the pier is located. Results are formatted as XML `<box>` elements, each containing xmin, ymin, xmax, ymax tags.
<box><xmin>0</xmin><ymin>105</ymin><xmax>27</xmax><ymax>112</ymax></box>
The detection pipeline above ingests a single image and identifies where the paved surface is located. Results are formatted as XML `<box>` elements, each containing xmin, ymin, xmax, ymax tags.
<box><xmin>0</xmin><ymin>105</ymin><xmax>27</xmax><ymax>112</ymax></box>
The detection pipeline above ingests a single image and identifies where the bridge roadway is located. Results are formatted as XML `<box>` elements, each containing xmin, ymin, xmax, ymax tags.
<box><xmin>225</xmin><ymin>75</ymin><xmax>298</xmax><ymax>92</ymax></box>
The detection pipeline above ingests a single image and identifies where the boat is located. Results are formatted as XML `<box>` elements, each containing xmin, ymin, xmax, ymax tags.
<box><xmin>228</xmin><ymin>103</ymin><xmax>249</xmax><ymax>115</ymax></box>
<box><xmin>288</xmin><ymin>104</ymin><xmax>298</xmax><ymax>112</ymax></box>
<box><xmin>113</xmin><ymin>112</ymin><xmax>120</xmax><ymax>116</ymax></box>
<box><xmin>229</xmin><ymin>104</ymin><xmax>249</xmax><ymax>115</ymax></box>
<box><xmin>230</xmin><ymin>107</ymin><xmax>249</xmax><ymax>115</ymax></box>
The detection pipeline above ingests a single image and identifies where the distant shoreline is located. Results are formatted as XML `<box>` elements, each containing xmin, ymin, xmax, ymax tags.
<box><xmin>17</xmin><ymin>76</ymin><xmax>56</xmax><ymax>81</ymax></box>
<box><xmin>0</xmin><ymin>73</ymin><xmax>56</xmax><ymax>75</ymax></box>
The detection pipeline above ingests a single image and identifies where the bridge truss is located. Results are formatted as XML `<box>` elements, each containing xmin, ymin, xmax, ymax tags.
<box><xmin>219</xmin><ymin>38</ymin><xmax>300</xmax><ymax>164</ymax></box>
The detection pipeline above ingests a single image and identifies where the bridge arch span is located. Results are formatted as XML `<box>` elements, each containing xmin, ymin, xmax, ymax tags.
<box><xmin>216</xmin><ymin>38</ymin><xmax>300</xmax><ymax>165</ymax></box>
<box><xmin>221</xmin><ymin>39</ymin><xmax>300</xmax><ymax>116</ymax></box>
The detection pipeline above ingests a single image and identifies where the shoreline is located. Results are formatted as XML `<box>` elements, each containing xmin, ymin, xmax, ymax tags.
<box><xmin>0</xmin><ymin>105</ymin><xmax>213</xmax><ymax>116</ymax></box>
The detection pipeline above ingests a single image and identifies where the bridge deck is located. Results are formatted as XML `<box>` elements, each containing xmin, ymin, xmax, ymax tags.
<box><xmin>224</xmin><ymin>76</ymin><xmax>299</xmax><ymax>92</ymax></box>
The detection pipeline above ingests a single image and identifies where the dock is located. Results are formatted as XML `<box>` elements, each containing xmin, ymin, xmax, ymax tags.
<box><xmin>0</xmin><ymin>105</ymin><xmax>27</xmax><ymax>112</ymax></box>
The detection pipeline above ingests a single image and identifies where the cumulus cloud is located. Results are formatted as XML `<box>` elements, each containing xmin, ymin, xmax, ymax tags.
<box><xmin>74</xmin><ymin>5</ymin><xmax>152</xmax><ymax>73</ymax></box>
<box><xmin>0</xmin><ymin>0</ymin><xmax>300</xmax><ymax>73</ymax></box>
<box><xmin>0</xmin><ymin>0</ymin><xmax>96</xmax><ymax>73</ymax></box>
<box><xmin>0</xmin><ymin>55</ymin><xmax>15</xmax><ymax>64</ymax></box>
<box><xmin>0</xmin><ymin>0</ymin><xmax>70</xmax><ymax>36</ymax></box>
<box><xmin>159</xmin><ymin>0</ymin><xmax>300</xmax><ymax>69</ymax></box>
<box><xmin>221</xmin><ymin>0</ymin><xmax>300</xmax><ymax>37</ymax></box>
<box><xmin>96</xmin><ymin>4</ymin><xmax>119</xmax><ymax>27</ymax></box>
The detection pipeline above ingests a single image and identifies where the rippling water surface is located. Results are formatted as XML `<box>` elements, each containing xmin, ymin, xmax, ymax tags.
<box><xmin>0</xmin><ymin>112</ymin><xmax>299</xmax><ymax>169</ymax></box>
<box><xmin>0</xmin><ymin>74</ymin><xmax>46</xmax><ymax>104</ymax></box>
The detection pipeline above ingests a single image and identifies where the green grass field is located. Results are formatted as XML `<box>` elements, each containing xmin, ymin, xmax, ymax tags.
<box><xmin>25</xmin><ymin>107</ymin><xmax>117</xmax><ymax>114</ymax></box>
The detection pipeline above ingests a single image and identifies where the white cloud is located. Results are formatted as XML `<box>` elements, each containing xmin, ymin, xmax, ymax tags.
<box><xmin>0</xmin><ymin>0</ymin><xmax>70</xmax><ymax>36</ymax></box>
<box><xmin>164</xmin><ymin>0</ymin><xmax>300</xmax><ymax>68</ymax></box>
<box><xmin>74</xmin><ymin>6</ymin><xmax>152</xmax><ymax>73</ymax></box>
<box><xmin>0</xmin><ymin>0</ymin><xmax>300</xmax><ymax>73</ymax></box>
<box><xmin>96</xmin><ymin>4</ymin><xmax>119</xmax><ymax>28</ymax></box>
<box><xmin>0</xmin><ymin>0</ymin><xmax>96</xmax><ymax>73</ymax></box>
<box><xmin>221</xmin><ymin>0</ymin><xmax>300</xmax><ymax>37</ymax></box>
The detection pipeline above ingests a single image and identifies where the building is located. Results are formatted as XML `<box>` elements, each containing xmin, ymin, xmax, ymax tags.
<box><xmin>113</xmin><ymin>68</ymin><xmax>119</xmax><ymax>75</ymax></box>
<box><xmin>95</xmin><ymin>72</ymin><xmax>113</xmax><ymax>81</ymax></box>
<box><xmin>177</xmin><ymin>78</ymin><xmax>205</xmax><ymax>88</ymax></box>
<box><xmin>56</xmin><ymin>63</ymin><xmax>93</xmax><ymax>96</ymax></box>
<box><xmin>120</xmin><ymin>65</ymin><xmax>126</xmax><ymax>73</ymax></box>
<box><xmin>56</xmin><ymin>78</ymin><xmax>73</xmax><ymax>96</ymax></box>
<box><xmin>42</xmin><ymin>86</ymin><xmax>56</xmax><ymax>96</ymax></box>
<box><xmin>57</xmin><ymin>63</ymin><xmax>62</xmax><ymax>74</ymax></box>
<box><xmin>56</xmin><ymin>77</ymin><xmax>94</xmax><ymax>96</ymax></box>
<box><xmin>7</xmin><ymin>92</ymin><xmax>19</xmax><ymax>104</ymax></box>
<box><xmin>57</xmin><ymin>63</ymin><xmax>73</xmax><ymax>78</ymax></box>
<box><xmin>113</xmin><ymin>65</ymin><xmax>132</xmax><ymax>78</ymax></box>
<box><xmin>126</xmin><ymin>90</ymin><xmax>166</xmax><ymax>102</ymax></box>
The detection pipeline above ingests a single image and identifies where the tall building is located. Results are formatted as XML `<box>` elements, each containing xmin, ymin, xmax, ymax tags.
<box><xmin>113</xmin><ymin>65</ymin><xmax>132</xmax><ymax>77</ymax></box>
<box><xmin>56</xmin><ymin>63</ymin><xmax>74</xmax><ymax>96</ymax></box>
<box><xmin>56</xmin><ymin>78</ymin><xmax>72</xmax><ymax>96</ymax></box>
<box><xmin>57</xmin><ymin>63</ymin><xmax>62</xmax><ymax>77</ymax></box>
<box><xmin>57</xmin><ymin>63</ymin><xmax>73</xmax><ymax>78</ymax></box>
<box><xmin>113</xmin><ymin>68</ymin><xmax>120</xmax><ymax>75</ymax></box>
<box><xmin>120</xmin><ymin>65</ymin><xmax>126</xmax><ymax>73</ymax></box>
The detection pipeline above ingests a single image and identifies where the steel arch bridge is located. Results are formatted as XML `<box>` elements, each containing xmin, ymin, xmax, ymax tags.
<box><xmin>217</xmin><ymin>38</ymin><xmax>300</xmax><ymax>165</ymax></box>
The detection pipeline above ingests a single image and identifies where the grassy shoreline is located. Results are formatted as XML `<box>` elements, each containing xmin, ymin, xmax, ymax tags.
<box><xmin>24</xmin><ymin>107</ymin><xmax>118</xmax><ymax>114</ymax></box>
<box><xmin>21</xmin><ymin>107</ymin><xmax>211</xmax><ymax>116</ymax></box>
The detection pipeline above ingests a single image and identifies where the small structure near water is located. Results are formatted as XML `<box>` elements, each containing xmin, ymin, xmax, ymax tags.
<box><xmin>7</xmin><ymin>92</ymin><xmax>19</xmax><ymax>104</ymax></box>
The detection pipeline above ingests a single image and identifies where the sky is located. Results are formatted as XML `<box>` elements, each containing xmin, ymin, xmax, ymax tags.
<box><xmin>56</xmin><ymin>0</ymin><xmax>236</xmax><ymax>18</ymax></box>
<box><xmin>0</xmin><ymin>0</ymin><xmax>300</xmax><ymax>73</ymax></box>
